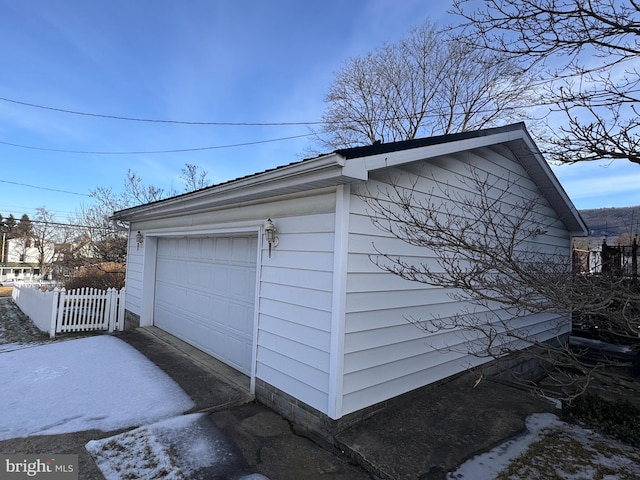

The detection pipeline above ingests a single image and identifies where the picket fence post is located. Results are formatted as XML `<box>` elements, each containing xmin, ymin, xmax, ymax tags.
<box><xmin>56</xmin><ymin>288</ymin><xmax>67</xmax><ymax>335</ymax></box>
<box><xmin>49</xmin><ymin>288</ymin><xmax>60</xmax><ymax>338</ymax></box>
<box><xmin>118</xmin><ymin>288</ymin><xmax>126</xmax><ymax>332</ymax></box>
<box><xmin>107</xmin><ymin>288</ymin><xmax>116</xmax><ymax>332</ymax></box>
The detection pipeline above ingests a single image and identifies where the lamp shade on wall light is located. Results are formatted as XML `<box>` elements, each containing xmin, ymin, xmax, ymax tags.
<box><xmin>264</xmin><ymin>219</ymin><xmax>278</xmax><ymax>257</ymax></box>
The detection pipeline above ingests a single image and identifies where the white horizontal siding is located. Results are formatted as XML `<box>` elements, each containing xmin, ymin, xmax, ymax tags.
<box><xmin>256</xmin><ymin>211</ymin><xmax>336</xmax><ymax>415</ymax></box>
<box><xmin>123</xmin><ymin>233</ymin><xmax>144</xmax><ymax>315</ymax></box>
<box><xmin>256</xmin><ymin>362</ymin><xmax>329</xmax><ymax>412</ymax></box>
<box><xmin>341</xmin><ymin>147</ymin><xmax>573</xmax><ymax>416</ymax></box>
<box><xmin>260</xmin><ymin>314</ymin><xmax>331</xmax><ymax>351</ymax></box>
<box><xmin>342</xmin><ymin>354</ymin><xmax>488</xmax><ymax>414</ymax></box>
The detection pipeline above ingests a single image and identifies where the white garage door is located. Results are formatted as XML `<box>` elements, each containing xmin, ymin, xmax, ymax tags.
<box><xmin>154</xmin><ymin>235</ymin><xmax>258</xmax><ymax>375</ymax></box>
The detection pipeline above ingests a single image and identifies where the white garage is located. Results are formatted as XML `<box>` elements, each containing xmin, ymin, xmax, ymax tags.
<box><xmin>114</xmin><ymin>124</ymin><xmax>588</xmax><ymax>428</ymax></box>
<box><xmin>153</xmin><ymin>235</ymin><xmax>258</xmax><ymax>375</ymax></box>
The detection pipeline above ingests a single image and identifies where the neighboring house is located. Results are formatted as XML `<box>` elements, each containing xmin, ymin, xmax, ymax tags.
<box><xmin>0</xmin><ymin>237</ymin><xmax>55</xmax><ymax>283</ymax></box>
<box><xmin>112</xmin><ymin>123</ymin><xmax>587</xmax><ymax>436</ymax></box>
<box><xmin>52</xmin><ymin>235</ymin><xmax>100</xmax><ymax>278</ymax></box>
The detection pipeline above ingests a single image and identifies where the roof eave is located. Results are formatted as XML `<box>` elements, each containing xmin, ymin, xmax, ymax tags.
<box><xmin>112</xmin><ymin>152</ymin><xmax>364</xmax><ymax>221</ymax></box>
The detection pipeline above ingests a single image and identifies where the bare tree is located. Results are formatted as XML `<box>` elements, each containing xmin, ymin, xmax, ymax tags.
<box><xmin>360</xmin><ymin>164</ymin><xmax>640</xmax><ymax>397</ymax></box>
<box><xmin>180</xmin><ymin>163</ymin><xmax>211</xmax><ymax>192</ymax></box>
<box><xmin>75</xmin><ymin>163</ymin><xmax>210</xmax><ymax>265</ymax></box>
<box><xmin>31</xmin><ymin>207</ymin><xmax>66</xmax><ymax>277</ymax></box>
<box><xmin>11</xmin><ymin>214</ymin><xmax>33</xmax><ymax>262</ymax></box>
<box><xmin>74</xmin><ymin>170</ymin><xmax>160</xmax><ymax>265</ymax></box>
<box><xmin>319</xmin><ymin>20</ymin><xmax>536</xmax><ymax>149</ymax></box>
<box><xmin>124</xmin><ymin>169</ymin><xmax>174</xmax><ymax>205</ymax></box>
<box><xmin>452</xmin><ymin>0</ymin><xmax>640</xmax><ymax>166</ymax></box>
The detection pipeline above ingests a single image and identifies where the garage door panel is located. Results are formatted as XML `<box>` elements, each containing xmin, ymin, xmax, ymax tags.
<box><xmin>154</xmin><ymin>235</ymin><xmax>257</xmax><ymax>376</ymax></box>
<box><xmin>214</xmin><ymin>237</ymin><xmax>231</xmax><ymax>261</ymax></box>
<box><xmin>228</xmin><ymin>268</ymin><xmax>251</xmax><ymax>297</ymax></box>
<box><xmin>227</xmin><ymin>302</ymin><xmax>251</xmax><ymax>333</ymax></box>
<box><xmin>231</xmin><ymin>237</ymin><xmax>251</xmax><ymax>262</ymax></box>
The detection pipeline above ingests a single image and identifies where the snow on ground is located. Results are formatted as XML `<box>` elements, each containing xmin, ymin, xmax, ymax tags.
<box><xmin>0</xmin><ymin>335</ymin><xmax>194</xmax><ymax>440</ymax></box>
<box><xmin>0</xmin><ymin>297</ymin><xmax>50</xmax><ymax>350</ymax></box>
<box><xmin>0</xmin><ymin>305</ymin><xmax>269</xmax><ymax>479</ymax></box>
<box><xmin>86</xmin><ymin>414</ymin><xmax>268</xmax><ymax>480</ymax></box>
<box><xmin>448</xmin><ymin>412</ymin><xmax>640</xmax><ymax>479</ymax></box>
<box><xmin>448</xmin><ymin>413</ymin><xmax>562</xmax><ymax>479</ymax></box>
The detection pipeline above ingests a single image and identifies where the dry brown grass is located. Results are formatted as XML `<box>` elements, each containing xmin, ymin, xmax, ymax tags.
<box><xmin>0</xmin><ymin>286</ymin><xmax>12</xmax><ymax>297</ymax></box>
<box><xmin>495</xmin><ymin>424</ymin><xmax>640</xmax><ymax>480</ymax></box>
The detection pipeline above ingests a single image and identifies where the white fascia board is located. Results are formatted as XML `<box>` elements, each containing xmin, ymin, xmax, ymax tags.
<box><xmin>114</xmin><ymin>153</ymin><xmax>365</xmax><ymax>221</ymax></box>
<box><xmin>341</xmin><ymin>156</ymin><xmax>368</xmax><ymax>180</ymax></box>
<box><xmin>360</xmin><ymin>129</ymin><xmax>528</xmax><ymax>172</ymax></box>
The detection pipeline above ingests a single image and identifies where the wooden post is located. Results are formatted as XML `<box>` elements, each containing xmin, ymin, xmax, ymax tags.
<box><xmin>117</xmin><ymin>288</ymin><xmax>126</xmax><ymax>332</ymax></box>
<box><xmin>602</xmin><ymin>239</ymin><xmax>610</xmax><ymax>275</ymax></box>
<box><xmin>49</xmin><ymin>288</ymin><xmax>60</xmax><ymax>338</ymax></box>
<box><xmin>633</xmin><ymin>237</ymin><xmax>638</xmax><ymax>283</ymax></box>
<box><xmin>107</xmin><ymin>288</ymin><xmax>116</xmax><ymax>332</ymax></box>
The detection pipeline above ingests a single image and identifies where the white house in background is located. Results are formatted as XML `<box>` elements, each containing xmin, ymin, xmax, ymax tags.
<box><xmin>0</xmin><ymin>237</ymin><xmax>55</xmax><ymax>283</ymax></box>
<box><xmin>112</xmin><ymin>123</ymin><xmax>587</xmax><ymax>435</ymax></box>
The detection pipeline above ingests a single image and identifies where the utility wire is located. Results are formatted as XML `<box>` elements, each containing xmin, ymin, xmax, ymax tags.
<box><xmin>0</xmin><ymin>96</ymin><xmax>324</xmax><ymax>126</ymax></box>
<box><xmin>27</xmin><ymin>219</ymin><xmax>118</xmax><ymax>231</ymax></box>
<box><xmin>0</xmin><ymin>94</ymin><xmax>546</xmax><ymax>128</ymax></box>
<box><xmin>0</xmin><ymin>134</ymin><xmax>312</xmax><ymax>155</ymax></box>
<box><xmin>0</xmin><ymin>179</ymin><xmax>91</xmax><ymax>196</ymax></box>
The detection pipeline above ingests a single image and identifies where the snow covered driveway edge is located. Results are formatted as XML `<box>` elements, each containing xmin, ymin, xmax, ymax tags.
<box><xmin>0</xmin><ymin>335</ymin><xmax>195</xmax><ymax>441</ymax></box>
<box><xmin>86</xmin><ymin>414</ymin><xmax>269</xmax><ymax>480</ymax></box>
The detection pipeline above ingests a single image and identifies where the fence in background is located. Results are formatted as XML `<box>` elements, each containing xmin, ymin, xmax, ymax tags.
<box><xmin>573</xmin><ymin>238</ymin><xmax>639</xmax><ymax>280</ymax></box>
<box><xmin>12</xmin><ymin>285</ymin><xmax>125</xmax><ymax>338</ymax></box>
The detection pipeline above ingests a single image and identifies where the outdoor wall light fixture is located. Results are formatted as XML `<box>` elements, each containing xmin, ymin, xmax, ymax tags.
<box><xmin>532</xmin><ymin>226</ymin><xmax>548</xmax><ymax>237</ymax></box>
<box><xmin>136</xmin><ymin>231</ymin><xmax>144</xmax><ymax>250</ymax></box>
<box><xmin>264</xmin><ymin>219</ymin><xmax>279</xmax><ymax>257</ymax></box>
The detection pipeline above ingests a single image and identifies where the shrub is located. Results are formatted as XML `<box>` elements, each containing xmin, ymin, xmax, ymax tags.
<box><xmin>562</xmin><ymin>394</ymin><xmax>640</xmax><ymax>447</ymax></box>
<box><xmin>64</xmin><ymin>263</ymin><xmax>125</xmax><ymax>291</ymax></box>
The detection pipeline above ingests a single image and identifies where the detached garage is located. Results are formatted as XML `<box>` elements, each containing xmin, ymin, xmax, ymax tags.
<box><xmin>112</xmin><ymin>123</ymin><xmax>587</xmax><ymax>434</ymax></box>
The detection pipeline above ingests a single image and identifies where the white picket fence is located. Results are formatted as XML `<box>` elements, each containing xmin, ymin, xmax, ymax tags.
<box><xmin>12</xmin><ymin>285</ymin><xmax>125</xmax><ymax>338</ymax></box>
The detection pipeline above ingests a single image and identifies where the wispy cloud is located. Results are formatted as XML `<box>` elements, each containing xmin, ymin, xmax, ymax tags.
<box><xmin>552</xmin><ymin>160</ymin><xmax>640</xmax><ymax>208</ymax></box>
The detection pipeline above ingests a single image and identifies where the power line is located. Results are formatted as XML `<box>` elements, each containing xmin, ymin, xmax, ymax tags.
<box><xmin>0</xmin><ymin>93</ymin><xmax>549</xmax><ymax>129</ymax></box>
<box><xmin>0</xmin><ymin>205</ymin><xmax>77</xmax><ymax>218</ymax></box>
<box><xmin>0</xmin><ymin>133</ymin><xmax>313</xmax><ymax>155</ymax></box>
<box><xmin>0</xmin><ymin>179</ymin><xmax>91</xmax><ymax>196</ymax></box>
<box><xmin>4</xmin><ymin>218</ymin><xmax>121</xmax><ymax>232</ymax></box>
<box><xmin>27</xmin><ymin>219</ymin><xmax>118</xmax><ymax>231</ymax></box>
<box><xmin>0</xmin><ymin>96</ymin><xmax>323</xmax><ymax>126</ymax></box>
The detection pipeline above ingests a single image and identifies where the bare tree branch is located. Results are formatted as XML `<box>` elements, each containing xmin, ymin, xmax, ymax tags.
<box><xmin>452</xmin><ymin>0</ymin><xmax>640</xmax><ymax>165</ymax></box>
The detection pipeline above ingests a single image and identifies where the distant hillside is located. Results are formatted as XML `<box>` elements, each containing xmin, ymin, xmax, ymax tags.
<box><xmin>578</xmin><ymin>206</ymin><xmax>640</xmax><ymax>238</ymax></box>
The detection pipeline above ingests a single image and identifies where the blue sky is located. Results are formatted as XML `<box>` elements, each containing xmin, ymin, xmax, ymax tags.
<box><xmin>0</xmin><ymin>0</ymin><xmax>638</xmax><ymax>223</ymax></box>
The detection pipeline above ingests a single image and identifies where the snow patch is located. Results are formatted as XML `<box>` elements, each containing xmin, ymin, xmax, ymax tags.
<box><xmin>448</xmin><ymin>412</ymin><xmax>640</xmax><ymax>479</ymax></box>
<box><xmin>0</xmin><ymin>335</ymin><xmax>194</xmax><ymax>440</ymax></box>
<box><xmin>86</xmin><ymin>413</ymin><xmax>269</xmax><ymax>480</ymax></box>
<box><xmin>448</xmin><ymin>413</ymin><xmax>563</xmax><ymax>479</ymax></box>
